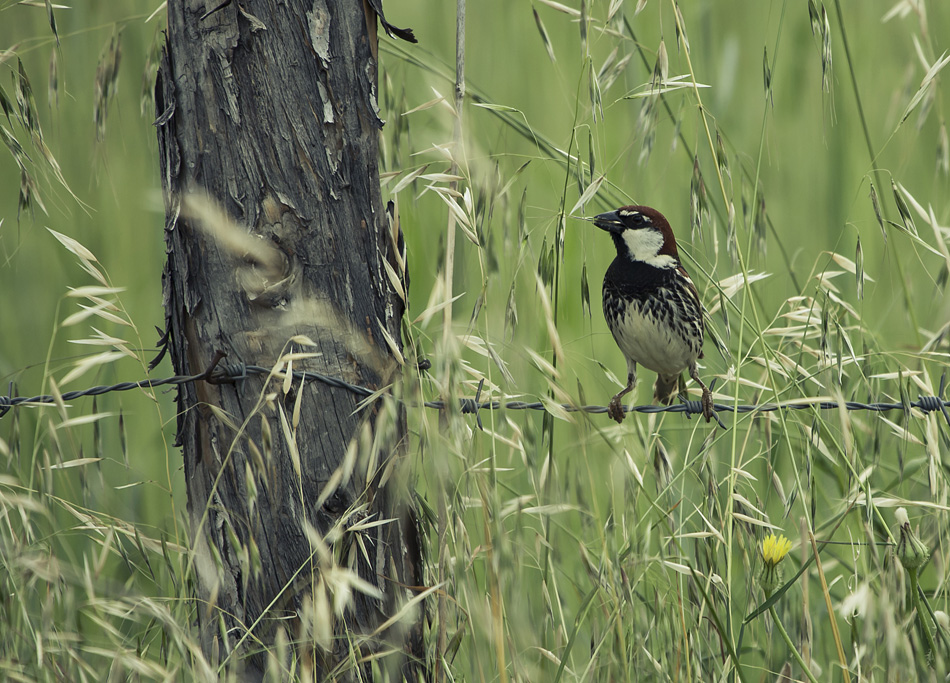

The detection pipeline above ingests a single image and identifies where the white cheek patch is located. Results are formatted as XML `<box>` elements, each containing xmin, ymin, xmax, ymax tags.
<box><xmin>621</xmin><ymin>229</ymin><xmax>677</xmax><ymax>269</ymax></box>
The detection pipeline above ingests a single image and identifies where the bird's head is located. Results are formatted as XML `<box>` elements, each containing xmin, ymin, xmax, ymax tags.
<box><xmin>593</xmin><ymin>205</ymin><xmax>679</xmax><ymax>268</ymax></box>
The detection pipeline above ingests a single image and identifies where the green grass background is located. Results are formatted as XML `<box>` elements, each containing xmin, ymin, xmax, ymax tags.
<box><xmin>1</xmin><ymin>0</ymin><xmax>949</xmax><ymax>680</ymax></box>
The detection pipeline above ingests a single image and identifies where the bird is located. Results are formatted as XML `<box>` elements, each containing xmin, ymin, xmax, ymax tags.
<box><xmin>592</xmin><ymin>205</ymin><xmax>714</xmax><ymax>424</ymax></box>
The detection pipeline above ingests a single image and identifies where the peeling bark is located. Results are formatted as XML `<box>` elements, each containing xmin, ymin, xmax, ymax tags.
<box><xmin>155</xmin><ymin>1</ymin><xmax>422</xmax><ymax>679</ymax></box>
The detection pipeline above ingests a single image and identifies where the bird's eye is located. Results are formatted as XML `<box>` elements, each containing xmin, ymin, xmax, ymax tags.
<box><xmin>619</xmin><ymin>209</ymin><xmax>649</xmax><ymax>226</ymax></box>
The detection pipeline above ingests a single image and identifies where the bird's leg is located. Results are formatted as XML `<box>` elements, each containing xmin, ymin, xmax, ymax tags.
<box><xmin>608</xmin><ymin>376</ymin><xmax>633</xmax><ymax>423</ymax></box>
<box><xmin>608</xmin><ymin>362</ymin><xmax>636</xmax><ymax>423</ymax></box>
<box><xmin>688</xmin><ymin>362</ymin><xmax>714</xmax><ymax>423</ymax></box>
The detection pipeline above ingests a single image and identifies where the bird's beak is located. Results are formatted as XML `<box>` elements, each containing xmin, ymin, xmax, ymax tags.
<box><xmin>593</xmin><ymin>210</ymin><xmax>623</xmax><ymax>234</ymax></box>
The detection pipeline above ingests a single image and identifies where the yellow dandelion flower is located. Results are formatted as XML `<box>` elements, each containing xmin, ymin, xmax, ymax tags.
<box><xmin>759</xmin><ymin>533</ymin><xmax>792</xmax><ymax>595</ymax></box>
<box><xmin>762</xmin><ymin>533</ymin><xmax>792</xmax><ymax>566</ymax></box>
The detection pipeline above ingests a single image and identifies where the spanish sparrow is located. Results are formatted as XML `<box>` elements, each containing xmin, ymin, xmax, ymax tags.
<box><xmin>593</xmin><ymin>205</ymin><xmax>713</xmax><ymax>423</ymax></box>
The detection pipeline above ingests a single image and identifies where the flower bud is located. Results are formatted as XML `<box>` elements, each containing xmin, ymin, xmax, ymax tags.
<box><xmin>895</xmin><ymin>507</ymin><xmax>930</xmax><ymax>571</ymax></box>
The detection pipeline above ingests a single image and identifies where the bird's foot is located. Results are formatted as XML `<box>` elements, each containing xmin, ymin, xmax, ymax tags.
<box><xmin>701</xmin><ymin>386</ymin><xmax>714</xmax><ymax>423</ymax></box>
<box><xmin>608</xmin><ymin>395</ymin><xmax>626</xmax><ymax>423</ymax></box>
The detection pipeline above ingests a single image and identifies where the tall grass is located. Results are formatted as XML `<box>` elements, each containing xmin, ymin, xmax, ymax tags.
<box><xmin>2</xmin><ymin>0</ymin><xmax>949</xmax><ymax>680</ymax></box>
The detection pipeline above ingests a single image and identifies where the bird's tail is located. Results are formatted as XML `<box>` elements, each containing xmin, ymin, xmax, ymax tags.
<box><xmin>653</xmin><ymin>374</ymin><xmax>680</xmax><ymax>405</ymax></box>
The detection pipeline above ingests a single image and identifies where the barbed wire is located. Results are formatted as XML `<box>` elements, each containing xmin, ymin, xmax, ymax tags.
<box><xmin>2</xmin><ymin>356</ymin><xmax>949</xmax><ymax>432</ymax></box>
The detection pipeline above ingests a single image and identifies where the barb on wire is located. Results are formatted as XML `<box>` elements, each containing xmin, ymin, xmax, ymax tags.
<box><xmin>0</xmin><ymin>352</ymin><xmax>227</xmax><ymax>418</ymax></box>
<box><xmin>1</xmin><ymin>356</ymin><xmax>949</xmax><ymax>431</ymax></box>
